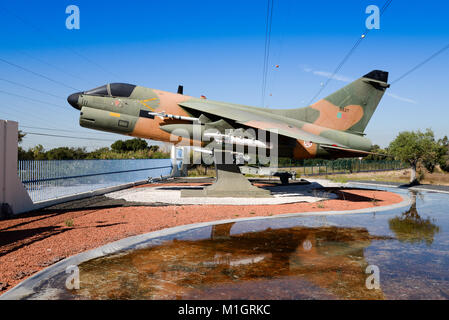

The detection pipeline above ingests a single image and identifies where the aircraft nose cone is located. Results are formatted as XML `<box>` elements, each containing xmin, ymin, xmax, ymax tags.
<box><xmin>67</xmin><ymin>92</ymin><xmax>81</xmax><ymax>110</ymax></box>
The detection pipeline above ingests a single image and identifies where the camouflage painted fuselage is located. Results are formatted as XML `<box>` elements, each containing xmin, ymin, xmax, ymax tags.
<box><xmin>68</xmin><ymin>70</ymin><xmax>389</xmax><ymax>160</ymax></box>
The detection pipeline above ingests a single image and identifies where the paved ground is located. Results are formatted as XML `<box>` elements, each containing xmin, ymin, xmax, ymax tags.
<box><xmin>0</xmin><ymin>177</ymin><xmax>405</xmax><ymax>294</ymax></box>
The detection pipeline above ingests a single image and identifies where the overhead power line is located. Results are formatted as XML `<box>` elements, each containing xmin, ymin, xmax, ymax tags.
<box><xmin>0</xmin><ymin>78</ymin><xmax>66</xmax><ymax>99</ymax></box>
<box><xmin>0</xmin><ymin>109</ymin><xmax>118</xmax><ymax>138</ymax></box>
<box><xmin>391</xmin><ymin>43</ymin><xmax>449</xmax><ymax>84</ymax></box>
<box><xmin>0</xmin><ymin>89</ymin><xmax>66</xmax><ymax>110</ymax></box>
<box><xmin>0</xmin><ymin>5</ymin><xmax>120</xmax><ymax>80</ymax></box>
<box><xmin>0</xmin><ymin>100</ymin><xmax>80</xmax><ymax>130</ymax></box>
<box><xmin>0</xmin><ymin>102</ymin><xmax>71</xmax><ymax>128</ymax></box>
<box><xmin>307</xmin><ymin>0</ymin><xmax>393</xmax><ymax>105</ymax></box>
<box><xmin>17</xmin><ymin>51</ymin><xmax>96</xmax><ymax>85</ymax></box>
<box><xmin>0</xmin><ymin>90</ymin><xmax>116</xmax><ymax>138</ymax></box>
<box><xmin>0</xmin><ymin>100</ymin><xmax>115</xmax><ymax>138</ymax></box>
<box><xmin>19</xmin><ymin>125</ymin><xmax>116</xmax><ymax>137</ymax></box>
<box><xmin>0</xmin><ymin>109</ymin><xmax>114</xmax><ymax>138</ymax></box>
<box><xmin>261</xmin><ymin>0</ymin><xmax>275</xmax><ymax>108</ymax></box>
<box><xmin>0</xmin><ymin>57</ymin><xmax>80</xmax><ymax>91</ymax></box>
<box><xmin>23</xmin><ymin>132</ymin><xmax>117</xmax><ymax>142</ymax></box>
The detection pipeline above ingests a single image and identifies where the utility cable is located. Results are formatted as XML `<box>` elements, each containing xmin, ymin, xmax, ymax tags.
<box><xmin>261</xmin><ymin>0</ymin><xmax>275</xmax><ymax>108</ymax></box>
<box><xmin>391</xmin><ymin>43</ymin><xmax>449</xmax><ymax>84</ymax></box>
<box><xmin>23</xmin><ymin>132</ymin><xmax>118</xmax><ymax>142</ymax></box>
<box><xmin>0</xmin><ymin>78</ymin><xmax>66</xmax><ymax>99</ymax></box>
<box><xmin>307</xmin><ymin>0</ymin><xmax>393</xmax><ymax>105</ymax></box>
<box><xmin>0</xmin><ymin>57</ymin><xmax>80</xmax><ymax>91</ymax></box>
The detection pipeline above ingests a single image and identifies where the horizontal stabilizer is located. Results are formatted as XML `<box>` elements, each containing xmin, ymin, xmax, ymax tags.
<box><xmin>363</xmin><ymin>70</ymin><xmax>388</xmax><ymax>82</ymax></box>
<box><xmin>321</xmin><ymin>145</ymin><xmax>382</xmax><ymax>157</ymax></box>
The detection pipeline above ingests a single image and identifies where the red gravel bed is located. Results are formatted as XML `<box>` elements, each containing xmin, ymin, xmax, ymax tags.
<box><xmin>0</xmin><ymin>187</ymin><xmax>403</xmax><ymax>293</ymax></box>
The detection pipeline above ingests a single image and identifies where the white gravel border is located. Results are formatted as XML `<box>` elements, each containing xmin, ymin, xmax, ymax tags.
<box><xmin>105</xmin><ymin>179</ymin><xmax>344</xmax><ymax>205</ymax></box>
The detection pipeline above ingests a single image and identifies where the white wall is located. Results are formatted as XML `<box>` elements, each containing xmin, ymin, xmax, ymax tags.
<box><xmin>0</xmin><ymin>120</ymin><xmax>34</xmax><ymax>216</ymax></box>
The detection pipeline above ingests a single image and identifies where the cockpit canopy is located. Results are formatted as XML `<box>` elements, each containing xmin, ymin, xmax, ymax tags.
<box><xmin>84</xmin><ymin>83</ymin><xmax>136</xmax><ymax>97</ymax></box>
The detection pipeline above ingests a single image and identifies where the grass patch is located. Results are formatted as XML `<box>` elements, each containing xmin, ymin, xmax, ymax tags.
<box><xmin>64</xmin><ymin>219</ymin><xmax>74</xmax><ymax>227</ymax></box>
<box><xmin>244</xmin><ymin>174</ymin><xmax>267</xmax><ymax>178</ymax></box>
<box><xmin>188</xmin><ymin>165</ymin><xmax>215</xmax><ymax>177</ymax></box>
<box><xmin>326</xmin><ymin>170</ymin><xmax>412</xmax><ymax>184</ymax></box>
<box><xmin>328</xmin><ymin>176</ymin><xmax>349</xmax><ymax>183</ymax></box>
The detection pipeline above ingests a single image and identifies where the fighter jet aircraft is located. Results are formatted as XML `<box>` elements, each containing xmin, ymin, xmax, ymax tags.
<box><xmin>67</xmin><ymin>70</ymin><xmax>389</xmax><ymax>162</ymax></box>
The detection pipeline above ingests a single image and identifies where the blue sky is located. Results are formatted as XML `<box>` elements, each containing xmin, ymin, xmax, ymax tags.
<box><xmin>0</xmin><ymin>0</ymin><xmax>448</xmax><ymax>150</ymax></box>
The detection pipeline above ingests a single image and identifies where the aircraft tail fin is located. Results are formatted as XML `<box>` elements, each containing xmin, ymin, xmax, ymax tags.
<box><xmin>307</xmin><ymin>70</ymin><xmax>389</xmax><ymax>134</ymax></box>
<box><xmin>273</xmin><ymin>70</ymin><xmax>389</xmax><ymax>134</ymax></box>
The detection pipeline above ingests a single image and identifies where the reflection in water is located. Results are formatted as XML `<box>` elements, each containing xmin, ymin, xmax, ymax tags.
<box><xmin>74</xmin><ymin>223</ymin><xmax>392</xmax><ymax>300</ymax></box>
<box><xmin>389</xmin><ymin>192</ymin><xmax>440</xmax><ymax>246</ymax></box>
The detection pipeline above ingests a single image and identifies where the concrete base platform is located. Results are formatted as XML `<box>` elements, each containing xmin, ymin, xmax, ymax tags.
<box><xmin>181</xmin><ymin>189</ymin><xmax>271</xmax><ymax>198</ymax></box>
<box><xmin>181</xmin><ymin>151</ymin><xmax>271</xmax><ymax>198</ymax></box>
<box><xmin>106</xmin><ymin>179</ymin><xmax>342</xmax><ymax>205</ymax></box>
<box><xmin>181</xmin><ymin>164</ymin><xmax>271</xmax><ymax>198</ymax></box>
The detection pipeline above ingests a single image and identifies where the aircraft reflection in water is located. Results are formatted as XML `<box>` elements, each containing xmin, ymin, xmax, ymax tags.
<box><xmin>389</xmin><ymin>191</ymin><xmax>440</xmax><ymax>246</ymax></box>
<box><xmin>74</xmin><ymin>223</ymin><xmax>392</xmax><ymax>300</ymax></box>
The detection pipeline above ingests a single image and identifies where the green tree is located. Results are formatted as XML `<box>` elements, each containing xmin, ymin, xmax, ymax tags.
<box><xmin>111</xmin><ymin>138</ymin><xmax>148</xmax><ymax>152</ymax></box>
<box><xmin>85</xmin><ymin>147</ymin><xmax>110</xmax><ymax>159</ymax></box>
<box><xmin>126</xmin><ymin>138</ymin><xmax>148</xmax><ymax>151</ymax></box>
<box><xmin>46</xmin><ymin>147</ymin><xmax>74</xmax><ymax>160</ymax></box>
<box><xmin>111</xmin><ymin>140</ymin><xmax>126</xmax><ymax>152</ymax></box>
<box><xmin>388</xmin><ymin>129</ymin><xmax>445</xmax><ymax>184</ymax></box>
<box><xmin>31</xmin><ymin>144</ymin><xmax>46</xmax><ymax>160</ymax></box>
<box><xmin>71</xmin><ymin>147</ymin><xmax>88</xmax><ymax>159</ymax></box>
<box><xmin>438</xmin><ymin>135</ymin><xmax>449</xmax><ymax>172</ymax></box>
<box><xmin>18</xmin><ymin>147</ymin><xmax>34</xmax><ymax>160</ymax></box>
<box><xmin>17</xmin><ymin>142</ymin><xmax>168</xmax><ymax>161</ymax></box>
<box><xmin>364</xmin><ymin>144</ymin><xmax>390</xmax><ymax>161</ymax></box>
<box><xmin>18</xmin><ymin>130</ymin><xmax>26</xmax><ymax>143</ymax></box>
<box><xmin>45</xmin><ymin>147</ymin><xmax>88</xmax><ymax>160</ymax></box>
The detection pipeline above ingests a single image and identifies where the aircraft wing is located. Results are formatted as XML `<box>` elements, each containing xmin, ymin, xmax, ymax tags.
<box><xmin>178</xmin><ymin>99</ymin><xmax>348</xmax><ymax>147</ymax></box>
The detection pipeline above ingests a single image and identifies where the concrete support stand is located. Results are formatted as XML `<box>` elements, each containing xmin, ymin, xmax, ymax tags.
<box><xmin>0</xmin><ymin>120</ymin><xmax>34</xmax><ymax>217</ymax></box>
<box><xmin>170</xmin><ymin>145</ymin><xmax>188</xmax><ymax>177</ymax></box>
<box><xmin>170</xmin><ymin>145</ymin><xmax>180</xmax><ymax>177</ymax></box>
<box><xmin>181</xmin><ymin>149</ymin><xmax>272</xmax><ymax>198</ymax></box>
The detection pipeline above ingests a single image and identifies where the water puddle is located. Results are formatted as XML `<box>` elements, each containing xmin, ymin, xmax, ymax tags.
<box><xmin>21</xmin><ymin>188</ymin><xmax>449</xmax><ymax>299</ymax></box>
<box><xmin>75</xmin><ymin>224</ymin><xmax>391</xmax><ymax>300</ymax></box>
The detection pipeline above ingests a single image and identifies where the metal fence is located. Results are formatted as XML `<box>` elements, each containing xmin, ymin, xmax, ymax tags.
<box><xmin>18</xmin><ymin>159</ymin><xmax>173</xmax><ymax>203</ymax></box>
<box><xmin>280</xmin><ymin>159</ymin><xmax>408</xmax><ymax>176</ymax></box>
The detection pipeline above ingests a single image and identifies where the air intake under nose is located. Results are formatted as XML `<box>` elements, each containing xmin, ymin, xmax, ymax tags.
<box><xmin>67</xmin><ymin>92</ymin><xmax>81</xmax><ymax>110</ymax></box>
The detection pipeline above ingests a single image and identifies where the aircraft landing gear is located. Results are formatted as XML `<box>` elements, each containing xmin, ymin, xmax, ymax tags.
<box><xmin>181</xmin><ymin>149</ymin><xmax>272</xmax><ymax>198</ymax></box>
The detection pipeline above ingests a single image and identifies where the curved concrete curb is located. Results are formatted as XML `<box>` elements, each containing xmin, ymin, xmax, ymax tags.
<box><xmin>0</xmin><ymin>191</ymin><xmax>411</xmax><ymax>300</ymax></box>
<box><xmin>349</xmin><ymin>181</ymin><xmax>449</xmax><ymax>195</ymax></box>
